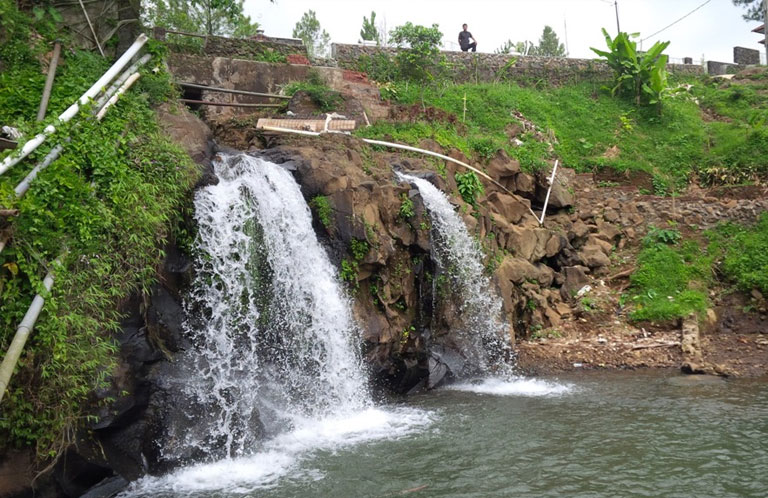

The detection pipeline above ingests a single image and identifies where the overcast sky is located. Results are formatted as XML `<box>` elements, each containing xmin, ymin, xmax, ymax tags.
<box><xmin>244</xmin><ymin>0</ymin><xmax>765</xmax><ymax>64</ymax></box>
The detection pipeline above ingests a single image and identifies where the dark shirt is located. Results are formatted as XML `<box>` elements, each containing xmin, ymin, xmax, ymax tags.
<box><xmin>459</xmin><ymin>30</ymin><xmax>473</xmax><ymax>48</ymax></box>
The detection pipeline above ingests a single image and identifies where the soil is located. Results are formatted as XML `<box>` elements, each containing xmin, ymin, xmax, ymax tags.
<box><xmin>516</xmin><ymin>174</ymin><xmax>768</xmax><ymax>379</ymax></box>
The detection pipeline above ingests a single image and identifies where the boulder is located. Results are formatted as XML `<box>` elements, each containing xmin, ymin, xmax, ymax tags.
<box><xmin>514</xmin><ymin>172</ymin><xmax>536</xmax><ymax>195</ymax></box>
<box><xmin>578</xmin><ymin>243</ymin><xmax>611</xmax><ymax>269</ymax></box>
<box><xmin>487</xmin><ymin>192</ymin><xmax>531</xmax><ymax>224</ymax></box>
<box><xmin>486</xmin><ymin>150</ymin><xmax>521</xmax><ymax>180</ymax></box>
<box><xmin>559</xmin><ymin>265</ymin><xmax>591</xmax><ymax>300</ymax></box>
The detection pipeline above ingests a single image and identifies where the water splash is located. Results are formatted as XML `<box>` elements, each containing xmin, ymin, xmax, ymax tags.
<box><xmin>176</xmin><ymin>154</ymin><xmax>369</xmax><ymax>458</ymax></box>
<box><xmin>397</xmin><ymin>173</ymin><xmax>513</xmax><ymax>377</ymax></box>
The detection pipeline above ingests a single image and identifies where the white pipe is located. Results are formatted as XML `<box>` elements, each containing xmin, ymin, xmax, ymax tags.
<box><xmin>96</xmin><ymin>72</ymin><xmax>141</xmax><ymax>120</ymax></box>
<box><xmin>14</xmin><ymin>144</ymin><xmax>64</xmax><ymax>198</ymax></box>
<box><xmin>260</xmin><ymin>125</ymin><xmax>541</xmax><ymax>221</ymax></box>
<box><xmin>0</xmin><ymin>34</ymin><xmax>148</xmax><ymax>176</ymax></box>
<box><xmin>94</xmin><ymin>54</ymin><xmax>151</xmax><ymax>112</ymax></box>
<box><xmin>0</xmin><ymin>255</ymin><xmax>63</xmax><ymax>403</ymax></box>
<box><xmin>538</xmin><ymin>159</ymin><xmax>559</xmax><ymax>225</ymax></box>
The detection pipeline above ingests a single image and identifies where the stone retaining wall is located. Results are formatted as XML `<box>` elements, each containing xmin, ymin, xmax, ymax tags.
<box><xmin>331</xmin><ymin>43</ymin><xmax>703</xmax><ymax>84</ymax></box>
<box><xmin>155</xmin><ymin>28</ymin><xmax>308</xmax><ymax>60</ymax></box>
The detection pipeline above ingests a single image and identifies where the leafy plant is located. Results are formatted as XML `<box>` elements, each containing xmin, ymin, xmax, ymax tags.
<box><xmin>591</xmin><ymin>28</ymin><xmax>671</xmax><ymax>110</ymax></box>
<box><xmin>455</xmin><ymin>171</ymin><xmax>485</xmax><ymax>205</ymax></box>
<box><xmin>309</xmin><ymin>195</ymin><xmax>333</xmax><ymax>228</ymax></box>
<box><xmin>284</xmin><ymin>71</ymin><xmax>341</xmax><ymax>112</ymax></box>
<box><xmin>292</xmin><ymin>9</ymin><xmax>330</xmax><ymax>58</ymax></box>
<box><xmin>399</xmin><ymin>192</ymin><xmax>415</xmax><ymax>220</ymax></box>
<box><xmin>643</xmin><ymin>226</ymin><xmax>682</xmax><ymax>246</ymax></box>
<box><xmin>350</xmin><ymin>238</ymin><xmax>370</xmax><ymax>262</ymax></box>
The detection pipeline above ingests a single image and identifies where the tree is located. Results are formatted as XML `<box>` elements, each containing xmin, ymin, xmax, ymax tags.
<box><xmin>733</xmin><ymin>0</ymin><xmax>765</xmax><ymax>20</ymax></box>
<box><xmin>536</xmin><ymin>25</ymin><xmax>566</xmax><ymax>57</ymax></box>
<box><xmin>293</xmin><ymin>10</ymin><xmax>331</xmax><ymax>58</ymax></box>
<box><xmin>389</xmin><ymin>22</ymin><xmax>444</xmax><ymax>83</ymax></box>
<box><xmin>360</xmin><ymin>11</ymin><xmax>380</xmax><ymax>44</ymax></box>
<box><xmin>143</xmin><ymin>0</ymin><xmax>260</xmax><ymax>37</ymax></box>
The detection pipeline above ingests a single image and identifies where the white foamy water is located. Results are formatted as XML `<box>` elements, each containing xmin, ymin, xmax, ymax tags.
<box><xmin>123</xmin><ymin>407</ymin><xmax>434</xmax><ymax>496</ymax></box>
<box><xmin>397</xmin><ymin>173</ymin><xmax>513</xmax><ymax>376</ymax></box>
<box><xmin>122</xmin><ymin>154</ymin><xmax>439</xmax><ymax>495</ymax></box>
<box><xmin>445</xmin><ymin>377</ymin><xmax>574</xmax><ymax>397</ymax></box>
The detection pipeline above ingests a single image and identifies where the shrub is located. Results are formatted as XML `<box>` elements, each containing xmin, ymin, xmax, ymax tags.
<box><xmin>455</xmin><ymin>171</ymin><xmax>485</xmax><ymax>205</ymax></box>
<box><xmin>309</xmin><ymin>195</ymin><xmax>333</xmax><ymax>228</ymax></box>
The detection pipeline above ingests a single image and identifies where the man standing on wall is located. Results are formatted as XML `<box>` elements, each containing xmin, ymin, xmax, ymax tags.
<box><xmin>458</xmin><ymin>24</ymin><xmax>477</xmax><ymax>52</ymax></box>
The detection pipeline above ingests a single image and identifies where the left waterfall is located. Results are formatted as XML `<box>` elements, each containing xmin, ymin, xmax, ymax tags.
<box><xmin>179</xmin><ymin>153</ymin><xmax>369</xmax><ymax>457</ymax></box>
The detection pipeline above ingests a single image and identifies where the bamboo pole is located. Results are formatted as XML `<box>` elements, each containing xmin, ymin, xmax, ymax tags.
<box><xmin>177</xmin><ymin>82</ymin><xmax>291</xmax><ymax>100</ymax></box>
<box><xmin>78</xmin><ymin>0</ymin><xmax>105</xmax><ymax>57</ymax></box>
<box><xmin>179</xmin><ymin>99</ymin><xmax>284</xmax><ymax>108</ymax></box>
<box><xmin>0</xmin><ymin>255</ymin><xmax>63</xmax><ymax>403</ymax></box>
<box><xmin>36</xmin><ymin>42</ymin><xmax>61</xmax><ymax>122</ymax></box>
<box><xmin>0</xmin><ymin>33</ymin><xmax>148</xmax><ymax>176</ymax></box>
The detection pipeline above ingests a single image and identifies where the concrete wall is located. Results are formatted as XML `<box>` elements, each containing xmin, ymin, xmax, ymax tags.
<box><xmin>331</xmin><ymin>43</ymin><xmax>703</xmax><ymax>84</ymax></box>
<box><xmin>734</xmin><ymin>46</ymin><xmax>760</xmax><ymax>65</ymax></box>
<box><xmin>167</xmin><ymin>54</ymin><xmax>387</xmax><ymax>121</ymax></box>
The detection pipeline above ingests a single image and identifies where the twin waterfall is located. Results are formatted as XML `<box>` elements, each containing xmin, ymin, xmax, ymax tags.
<box><xmin>126</xmin><ymin>154</ymin><xmax>512</xmax><ymax>494</ymax></box>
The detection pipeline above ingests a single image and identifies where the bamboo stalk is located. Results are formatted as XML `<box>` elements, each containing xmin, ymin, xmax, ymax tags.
<box><xmin>177</xmin><ymin>81</ymin><xmax>291</xmax><ymax>100</ymax></box>
<box><xmin>0</xmin><ymin>255</ymin><xmax>63</xmax><ymax>403</ymax></box>
<box><xmin>78</xmin><ymin>0</ymin><xmax>105</xmax><ymax>57</ymax></box>
<box><xmin>36</xmin><ymin>42</ymin><xmax>61</xmax><ymax>122</ymax></box>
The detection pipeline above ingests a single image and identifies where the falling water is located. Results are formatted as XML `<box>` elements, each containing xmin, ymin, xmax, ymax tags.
<box><xmin>398</xmin><ymin>173</ymin><xmax>513</xmax><ymax>376</ymax></box>
<box><xmin>122</xmin><ymin>154</ymin><xmax>431</xmax><ymax>496</ymax></box>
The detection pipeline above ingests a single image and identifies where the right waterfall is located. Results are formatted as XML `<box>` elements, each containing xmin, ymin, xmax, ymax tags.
<box><xmin>398</xmin><ymin>173</ymin><xmax>514</xmax><ymax>378</ymax></box>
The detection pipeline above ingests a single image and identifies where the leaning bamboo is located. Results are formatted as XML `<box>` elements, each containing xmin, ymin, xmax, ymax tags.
<box><xmin>178</xmin><ymin>99</ymin><xmax>283</xmax><ymax>108</ymax></box>
<box><xmin>36</xmin><ymin>42</ymin><xmax>61</xmax><ymax>122</ymax></box>
<box><xmin>0</xmin><ymin>33</ymin><xmax>148</xmax><ymax>176</ymax></box>
<box><xmin>177</xmin><ymin>82</ymin><xmax>291</xmax><ymax>100</ymax></box>
<box><xmin>0</xmin><ymin>255</ymin><xmax>63</xmax><ymax>403</ymax></box>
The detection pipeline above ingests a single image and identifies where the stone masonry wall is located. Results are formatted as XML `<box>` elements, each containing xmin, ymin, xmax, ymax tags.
<box><xmin>331</xmin><ymin>44</ymin><xmax>703</xmax><ymax>84</ymax></box>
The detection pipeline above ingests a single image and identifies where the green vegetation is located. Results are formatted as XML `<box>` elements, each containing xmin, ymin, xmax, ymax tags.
<box><xmin>144</xmin><ymin>0</ymin><xmax>261</xmax><ymax>37</ymax></box>
<box><xmin>284</xmin><ymin>70</ymin><xmax>341</xmax><ymax>112</ymax></box>
<box><xmin>627</xmin><ymin>237</ymin><xmax>711</xmax><ymax>322</ymax></box>
<box><xmin>455</xmin><ymin>171</ymin><xmax>484</xmax><ymax>205</ymax></box>
<box><xmin>292</xmin><ymin>9</ymin><xmax>330</xmax><ymax>58</ymax></box>
<box><xmin>359</xmin><ymin>11</ymin><xmax>380</xmax><ymax>44</ymax></box>
<box><xmin>309</xmin><ymin>195</ymin><xmax>333</xmax><ymax>228</ymax></box>
<box><xmin>0</xmin><ymin>4</ymin><xmax>198</xmax><ymax>458</ymax></box>
<box><xmin>591</xmin><ymin>29</ymin><xmax>671</xmax><ymax>109</ymax></box>
<box><xmin>709</xmin><ymin>214</ymin><xmax>768</xmax><ymax>295</ymax></box>
<box><xmin>398</xmin><ymin>192</ymin><xmax>415</xmax><ymax>220</ymax></box>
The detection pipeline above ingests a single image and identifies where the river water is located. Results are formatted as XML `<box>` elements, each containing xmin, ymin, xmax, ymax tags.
<box><xmin>125</xmin><ymin>371</ymin><xmax>768</xmax><ymax>497</ymax></box>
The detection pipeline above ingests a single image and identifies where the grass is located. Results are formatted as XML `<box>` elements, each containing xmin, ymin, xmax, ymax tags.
<box><xmin>357</xmin><ymin>80</ymin><xmax>708</xmax><ymax>183</ymax></box>
<box><xmin>627</xmin><ymin>214</ymin><xmax>768</xmax><ymax>322</ymax></box>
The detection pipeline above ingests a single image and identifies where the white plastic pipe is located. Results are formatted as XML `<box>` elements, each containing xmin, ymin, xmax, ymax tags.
<box><xmin>94</xmin><ymin>54</ymin><xmax>151</xmax><ymax>112</ymax></box>
<box><xmin>538</xmin><ymin>159</ymin><xmax>559</xmax><ymax>225</ymax></box>
<box><xmin>0</xmin><ymin>255</ymin><xmax>63</xmax><ymax>403</ymax></box>
<box><xmin>0</xmin><ymin>33</ymin><xmax>148</xmax><ymax>176</ymax></box>
<box><xmin>96</xmin><ymin>72</ymin><xmax>141</xmax><ymax>120</ymax></box>
<box><xmin>260</xmin><ymin>125</ymin><xmax>540</xmax><ymax>221</ymax></box>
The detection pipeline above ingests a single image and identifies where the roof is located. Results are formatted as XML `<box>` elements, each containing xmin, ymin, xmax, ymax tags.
<box><xmin>754</xmin><ymin>24</ymin><xmax>765</xmax><ymax>34</ymax></box>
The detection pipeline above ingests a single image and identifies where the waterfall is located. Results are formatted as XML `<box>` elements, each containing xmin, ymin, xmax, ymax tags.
<box><xmin>175</xmin><ymin>153</ymin><xmax>369</xmax><ymax>459</ymax></box>
<box><xmin>121</xmin><ymin>155</ymin><xmax>435</xmax><ymax>496</ymax></box>
<box><xmin>398</xmin><ymin>173</ymin><xmax>513</xmax><ymax>377</ymax></box>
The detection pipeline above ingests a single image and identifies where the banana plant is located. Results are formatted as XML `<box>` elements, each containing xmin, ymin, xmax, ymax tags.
<box><xmin>591</xmin><ymin>28</ymin><xmax>671</xmax><ymax>111</ymax></box>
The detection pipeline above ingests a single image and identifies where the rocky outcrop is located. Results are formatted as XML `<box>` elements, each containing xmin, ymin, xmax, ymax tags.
<box><xmin>243</xmin><ymin>132</ymin><xmax>619</xmax><ymax>391</ymax></box>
